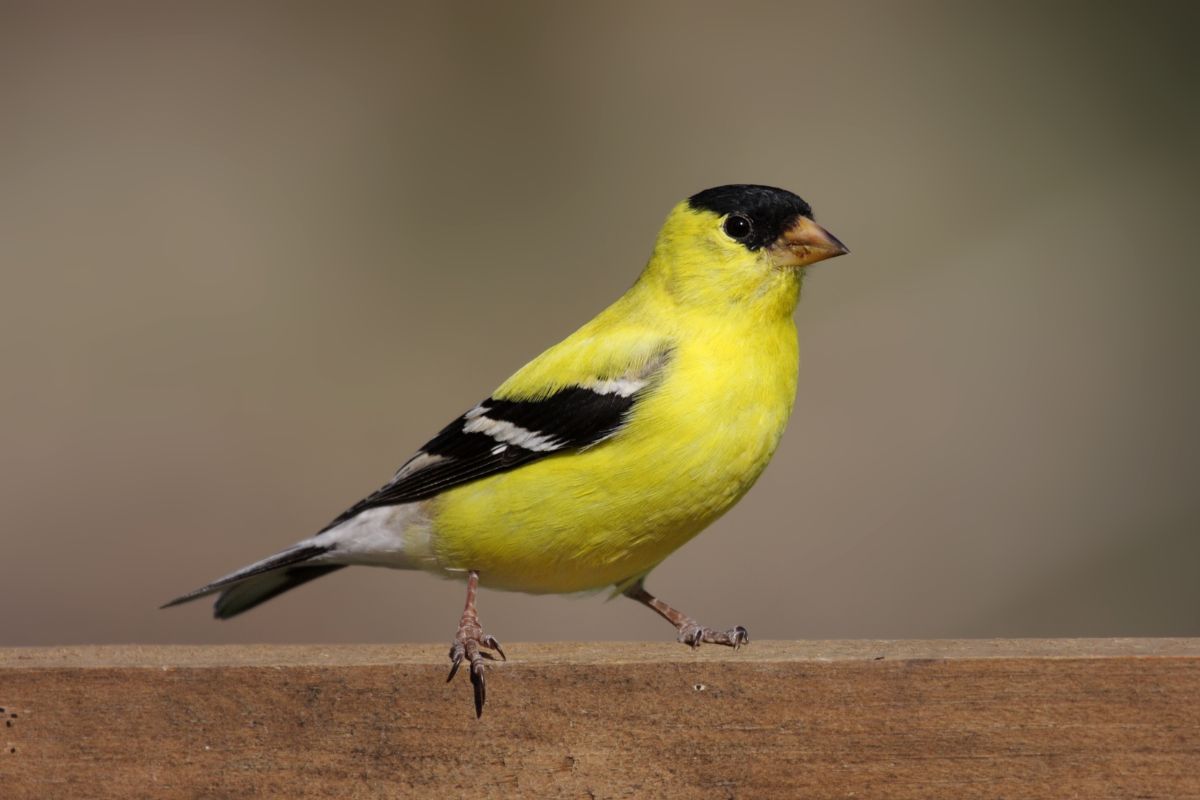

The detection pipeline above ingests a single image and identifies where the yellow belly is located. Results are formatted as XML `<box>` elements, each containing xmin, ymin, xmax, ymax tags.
<box><xmin>426</xmin><ymin>321</ymin><xmax>799</xmax><ymax>593</ymax></box>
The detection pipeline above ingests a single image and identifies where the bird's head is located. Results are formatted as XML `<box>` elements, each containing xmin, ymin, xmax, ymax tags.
<box><xmin>644</xmin><ymin>184</ymin><xmax>848</xmax><ymax>317</ymax></box>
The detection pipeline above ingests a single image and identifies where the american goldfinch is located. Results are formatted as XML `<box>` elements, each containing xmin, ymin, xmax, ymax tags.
<box><xmin>164</xmin><ymin>184</ymin><xmax>848</xmax><ymax>716</ymax></box>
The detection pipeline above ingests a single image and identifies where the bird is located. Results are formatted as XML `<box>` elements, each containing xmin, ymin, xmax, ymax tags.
<box><xmin>163</xmin><ymin>184</ymin><xmax>848</xmax><ymax>717</ymax></box>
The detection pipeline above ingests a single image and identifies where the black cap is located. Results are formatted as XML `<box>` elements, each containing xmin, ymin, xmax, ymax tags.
<box><xmin>687</xmin><ymin>185</ymin><xmax>814</xmax><ymax>252</ymax></box>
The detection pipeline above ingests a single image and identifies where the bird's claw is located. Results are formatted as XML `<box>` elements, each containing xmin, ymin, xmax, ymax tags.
<box><xmin>447</xmin><ymin>622</ymin><xmax>505</xmax><ymax>717</ymax></box>
<box><xmin>678</xmin><ymin>623</ymin><xmax>749</xmax><ymax>650</ymax></box>
<box><xmin>482</xmin><ymin>634</ymin><xmax>507</xmax><ymax>662</ymax></box>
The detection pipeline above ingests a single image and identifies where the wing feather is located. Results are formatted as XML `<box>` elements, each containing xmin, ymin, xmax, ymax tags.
<box><xmin>321</xmin><ymin>350</ymin><xmax>671</xmax><ymax>531</ymax></box>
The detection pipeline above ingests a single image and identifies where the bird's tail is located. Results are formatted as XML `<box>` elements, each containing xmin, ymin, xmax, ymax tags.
<box><xmin>160</xmin><ymin>543</ymin><xmax>345</xmax><ymax>620</ymax></box>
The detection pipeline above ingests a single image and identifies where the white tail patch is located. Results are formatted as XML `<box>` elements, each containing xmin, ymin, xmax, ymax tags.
<box><xmin>315</xmin><ymin>502</ymin><xmax>434</xmax><ymax>569</ymax></box>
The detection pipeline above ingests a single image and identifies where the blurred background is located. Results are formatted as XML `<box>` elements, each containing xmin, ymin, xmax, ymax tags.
<box><xmin>1</xmin><ymin>1</ymin><xmax>1197</xmax><ymax>647</ymax></box>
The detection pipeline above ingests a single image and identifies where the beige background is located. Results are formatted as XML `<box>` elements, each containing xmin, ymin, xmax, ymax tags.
<box><xmin>1</xmin><ymin>2</ymin><xmax>1197</xmax><ymax>647</ymax></box>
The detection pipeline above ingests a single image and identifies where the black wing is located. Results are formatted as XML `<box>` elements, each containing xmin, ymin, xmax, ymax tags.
<box><xmin>321</xmin><ymin>384</ymin><xmax>648</xmax><ymax>531</ymax></box>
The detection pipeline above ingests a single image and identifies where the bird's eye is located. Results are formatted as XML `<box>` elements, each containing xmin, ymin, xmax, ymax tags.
<box><xmin>722</xmin><ymin>214</ymin><xmax>752</xmax><ymax>240</ymax></box>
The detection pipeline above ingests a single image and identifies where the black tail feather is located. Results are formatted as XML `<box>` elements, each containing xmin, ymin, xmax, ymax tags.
<box><xmin>213</xmin><ymin>564</ymin><xmax>346</xmax><ymax>619</ymax></box>
<box><xmin>160</xmin><ymin>543</ymin><xmax>334</xmax><ymax>611</ymax></box>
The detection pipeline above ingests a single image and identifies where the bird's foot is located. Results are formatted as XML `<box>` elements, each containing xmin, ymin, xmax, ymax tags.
<box><xmin>447</xmin><ymin>611</ymin><xmax>506</xmax><ymax>718</ymax></box>
<box><xmin>622</xmin><ymin>580</ymin><xmax>749</xmax><ymax>651</ymax></box>
<box><xmin>677</xmin><ymin>622</ymin><xmax>749</xmax><ymax>649</ymax></box>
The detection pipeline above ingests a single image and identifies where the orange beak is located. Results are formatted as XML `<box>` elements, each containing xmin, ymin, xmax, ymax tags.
<box><xmin>767</xmin><ymin>216</ymin><xmax>849</xmax><ymax>268</ymax></box>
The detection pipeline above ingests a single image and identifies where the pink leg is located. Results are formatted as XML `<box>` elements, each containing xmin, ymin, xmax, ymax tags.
<box><xmin>624</xmin><ymin>579</ymin><xmax>749</xmax><ymax>649</ymax></box>
<box><xmin>447</xmin><ymin>570</ymin><xmax>506</xmax><ymax>717</ymax></box>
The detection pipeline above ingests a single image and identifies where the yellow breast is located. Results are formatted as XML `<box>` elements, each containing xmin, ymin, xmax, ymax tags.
<box><xmin>426</xmin><ymin>315</ymin><xmax>799</xmax><ymax>594</ymax></box>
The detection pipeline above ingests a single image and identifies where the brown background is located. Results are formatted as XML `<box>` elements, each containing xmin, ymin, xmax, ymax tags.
<box><xmin>1</xmin><ymin>2</ymin><xmax>1197</xmax><ymax>647</ymax></box>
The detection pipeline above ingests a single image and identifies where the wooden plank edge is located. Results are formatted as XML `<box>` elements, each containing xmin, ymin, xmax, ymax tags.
<box><xmin>2</xmin><ymin>638</ymin><xmax>1198</xmax><ymax>669</ymax></box>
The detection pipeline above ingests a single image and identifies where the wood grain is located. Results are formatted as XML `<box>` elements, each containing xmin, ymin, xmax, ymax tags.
<box><xmin>2</xmin><ymin>641</ymin><xmax>1198</xmax><ymax>798</ymax></box>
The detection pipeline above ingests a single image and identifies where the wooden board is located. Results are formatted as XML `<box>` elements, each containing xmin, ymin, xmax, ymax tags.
<box><xmin>2</xmin><ymin>640</ymin><xmax>1199</xmax><ymax>798</ymax></box>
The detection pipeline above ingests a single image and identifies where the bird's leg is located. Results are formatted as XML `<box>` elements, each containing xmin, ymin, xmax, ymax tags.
<box><xmin>447</xmin><ymin>570</ymin><xmax>505</xmax><ymax>718</ymax></box>
<box><xmin>623</xmin><ymin>579</ymin><xmax>748</xmax><ymax>649</ymax></box>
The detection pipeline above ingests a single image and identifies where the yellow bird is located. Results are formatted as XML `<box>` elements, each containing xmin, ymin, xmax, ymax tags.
<box><xmin>164</xmin><ymin>184</ymin><xmax>848</xmax><ymax>716</ymax></box>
